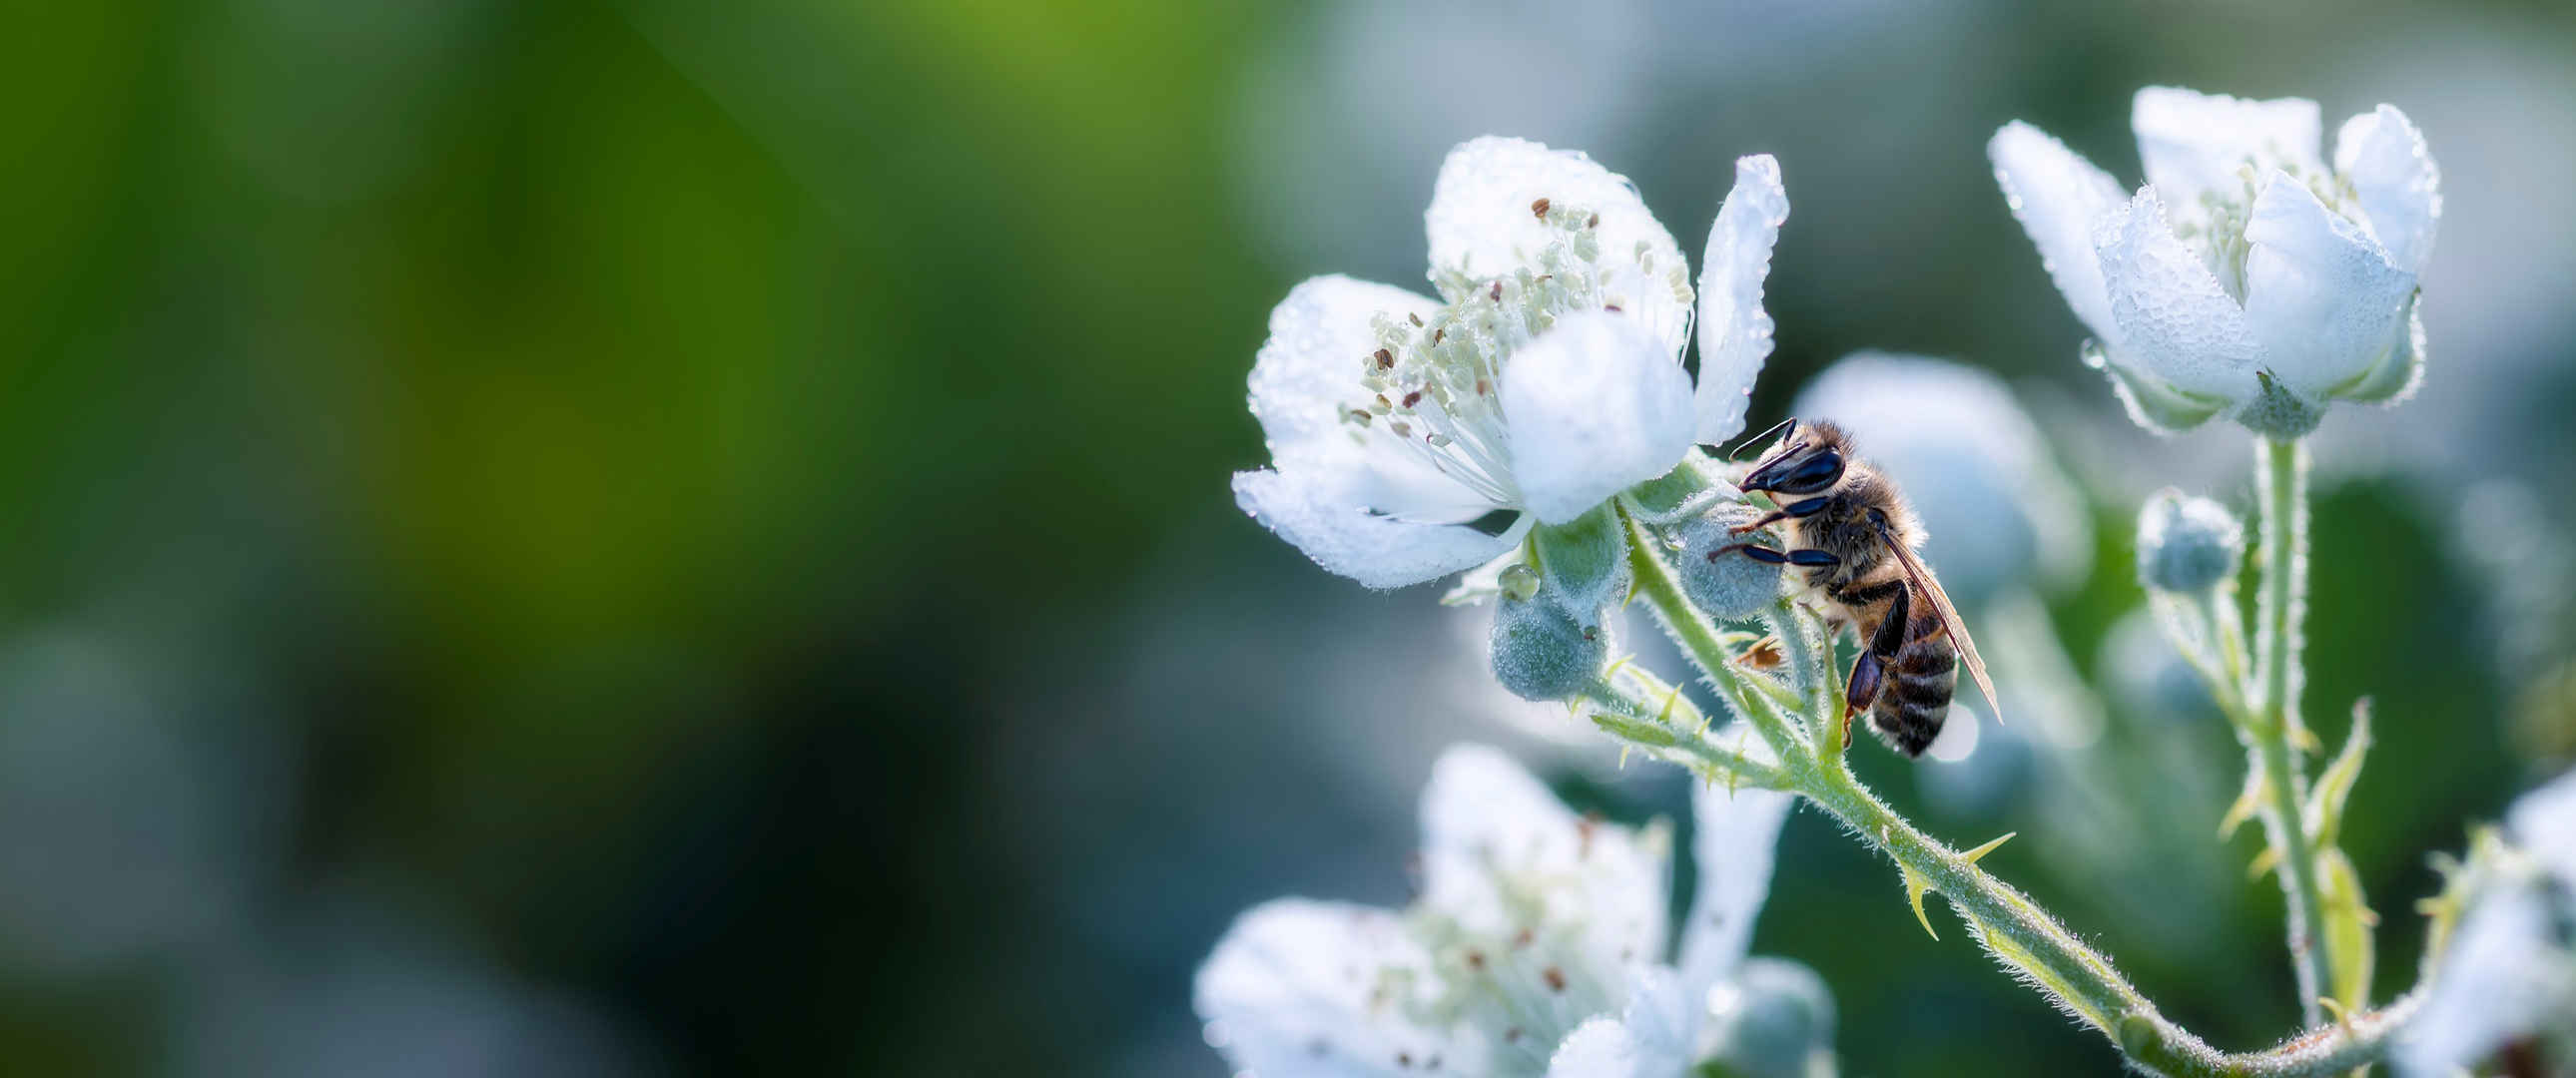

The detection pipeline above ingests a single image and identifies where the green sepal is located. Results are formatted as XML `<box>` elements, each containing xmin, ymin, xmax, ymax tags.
<box><xmin>1533</xmin><ymin>503</ymin><xmax>1629</xmax><ymax>616</ymax></box>
<box><xmin>2084</xmin><ymin>339</ymin><xmax>2227</xmax><ymax>434</ymax></box>
<box><xmin>1625</xmin><ymin>452</ymin><xmax>1729</xmax><ymax>524</ymax></box>
<box><xmin>2233</xmin><ymin>370</ymin><xmax>2325</xmax><ymax>440</ymax></box>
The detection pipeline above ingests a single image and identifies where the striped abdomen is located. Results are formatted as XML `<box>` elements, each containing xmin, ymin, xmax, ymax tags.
<box><xmin>1867</xmin><ymin>600</ymin><xmax>1955</xmax><ymax>757</ymax></box>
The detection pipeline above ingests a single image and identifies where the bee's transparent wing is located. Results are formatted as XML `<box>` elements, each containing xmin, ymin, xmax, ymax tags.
<box><xmin>1872</xmin><ymin>515</ymin><xmax>2003</xmax><ymax>726</ymax></box>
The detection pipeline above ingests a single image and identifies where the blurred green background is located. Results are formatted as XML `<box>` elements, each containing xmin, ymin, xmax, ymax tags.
<box><xmin>4</xmin><ymin>0</ymin><xmax>2573</xmax><ymax>1073</ymax></box>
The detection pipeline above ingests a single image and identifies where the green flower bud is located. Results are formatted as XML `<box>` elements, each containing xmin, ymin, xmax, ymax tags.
<box><xmin>2233</xmin><ymin>371</ymin><xmax>2324</xmax><ymax>439</ymax></box>
<box><xmin>1706</xmin><ymin>957</ymin><xmax>1837</xmax><ymax>1078</ymax></box>
<box><xmin>1673</xmin><ymin>502</ymin><xmax>1784</xmax><ymax>620</ymax></box>
<box><xmin>1491</xmin><ymin>589</ymin><xmax>1610</xmax><ymax>702</ymax></box>
<box><xmin>2135</xmin><ymin>488</ymin><xmax>2245</xmax><ymax>594</ymax></box>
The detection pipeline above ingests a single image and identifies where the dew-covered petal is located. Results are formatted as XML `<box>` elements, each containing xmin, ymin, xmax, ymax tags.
<box><xmin>1428</xmin><ymin>137</ymin><xmax>1692</xmax><ymax>356</ymax></box>
<box><xmin>1546</xmin><ymin>1018</ymin><xmax>1646</xmax><ymax>1078</ymax></box>
<box><xmin>1194</xmin><ymin>898</ymin><xmax>1467</xmax><ymax>1078</ymax></box>
<box><xmin>2332</xmin><ymin>104</ymin><xmax>2441</xmax><ymax>273</ymax></box>
<box><xmin>1502</xmin><ymin>311</ymin><xmax>1697</xmax><ymax>525</ymax></box>
<box><xmin>2242</xmin><ymin>170</ymin><xmax>2416</xmax><ymax>400</ymax></box>
<box><xmin>2094</xmin><ymin>186</ymin><xmax>2264</xmax><ymax>402</ymax></box>
<box><xmin>2333</xmin><ymin>296</ymin><xmax>2424</xmax><ymax>406</ymax></box>
<box><xmin>2132</xmin><ymin>87</ymin><xmax>2323</xmax><ymax>221</ymax></box>
<box><xmin>1676</xmin><ymin>784</ymin><xmax>1793</xmax><ymax>997</ymax></box>
<box><xmin>2087</xmin><ymin>340</ymin><xmax>2231</xmax><ymax>433</ymax></box>
<box><xmin>1693</xmin><ymin>154</ymin><xmax>1789</xmax><ymax>446</ymax></box>
<box><xmin>1249</xmin><ymin>274</ymin><xmax>1447</xmax><ymax>470</ymax></box>
<box><xmin>1544</xmin><ymin>968</ymin><xmax>1699</xmax><ymax>1078</ymax></box>
<box><xmin>1233</xmin><ymin>466</ymin><xmax>1522</xmax><ymax>590</ymax></box>
<box><xmin>1990</xmin><ymin>122</ymin><xmax>2130</xmax><ymax>346</ymax></box>
<box><xmin>1419</xmin><ymin>746</ymin><xmax>1671</xmax><ymax>974</ymax></box>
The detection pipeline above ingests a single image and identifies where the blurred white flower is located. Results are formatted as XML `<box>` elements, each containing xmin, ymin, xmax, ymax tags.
<box><xmin>1991</xmin><ymin>87</ymin><xmax>2439</xmax><ymax>435</ymax></box>
<box><xmin>1789</xmin><ymin>354</ymin><xmax>2091</xmax><ymax>610</ymax></box>
<box><xmin>2395</xmin><ymin>769</ymin><xmax>2576</xmax><ymax>1076</ymax></box>
<box><xmin>1233</xmin><ymin>139</ymin><xmax>1789</xmax><ymax>588</ymax></box>
<box><xmin>1194</xmin><ymin>745</ymin><xmax>1802</xmax><ymax>1076</ymax></box>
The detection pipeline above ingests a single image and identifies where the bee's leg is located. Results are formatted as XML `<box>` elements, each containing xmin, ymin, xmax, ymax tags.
<box><xmin>1842</xmin><ymin>586</ymin><xmax>1913</xmax><ymax>746</ymax></box>
<box><xmin>1709</xmin><ymin>543</ymin><xmax>1790</xmax><ymax>565</ymax></box>
<box><xmin>1727</xmin><ymin>496</ymin><xmax>1834</xmax><ymax>535</ymax></box>
<box><xmin>1706</xmin><ymin>546</ymin><xmax>1840</xmax><ymax>567</ymax></box>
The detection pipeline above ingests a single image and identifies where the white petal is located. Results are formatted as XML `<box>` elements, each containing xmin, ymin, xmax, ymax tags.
<box><xmin>1676</xmin><ymin>784</ymin><xmax>1793</xmax><ymax>995</ymax></box>
<box><xmin>1249</xmin><ymin>274</ymin><xmax>1446</xmax><ymax>470</ymax></box>
<box><xmin>2507</xmin><ymin>768</ymin><xmax>2576</xmax><ymax>888</ymax></box>
<box><xmin>1693</xmin><ymin>154</ymin><xmax>1789</xmax><ymax>446</ymax></box>
<box><xmin>1502</xmin><ymin>312</ymin><xmax>1697</xmax><ymax>524</ymax></box>
<box><xmin>1546</xmin><ymin>1018</ymin><xmax>1647</xmax><ymax>1078</ymax></box>
<box><xmin>1545</xmin><ymin>969</ymin><xmax>1699</xmax><ymax>1078</ymax></box>
<box><xmin>1428</xmin><ymin>137</ymin><xmax>1692</xmax><ymax>357</ymax></box>
<box><xmin>2392</xmin><ymin>886</ymin><xmax>2571</xmax><ymax>1077</ymax></box>
<box><xmin>2093</xmin><ymin>186</ymin><xmax>2264</xmax><ymax>402</ymax></box>
<box><xmin>2332</xmin><ymin>105</ymin><xmax>2441</xmax><ymax>273</ymax></box>
<box><xmin>1194</xmin><ymin>898</ymin><xmax>1463</xmax><ymax>1078</ymax></box>
<box><xmin>1420</xmin><ymin>746</ymin><xmax>1670</xmax><ymax>972</ymax></box>
<box><xmin>1233</xmin><ymin>466</ymin><xmax>1522</xmax><ymax>590</ymax></box>
<box><xmin>2242</xmin><ymin>170</ymin><xmax>2417</xmax><ymax>399</ymax></box>
<box><xmin>2132</xmin><ymin>87</ymin><xmax>2323</xmax><ymax>221</ymax></box>
<box><xmin>1989</xmin><ymin>122</ymin><xmax>2129</xmax><ymax>346</ymax></box>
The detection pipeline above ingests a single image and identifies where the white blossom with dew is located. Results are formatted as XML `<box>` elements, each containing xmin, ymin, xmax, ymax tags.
<box><xmin>1990</xmin><ymin>88</ymin><xmax>2439</xmax><ymax>436</ymax></box>
<box><xmin>2395</xmin><ymin>769</ymin><xmax>2576</xmax><ymax>1076</ymax></box>
<box><xmin>1194</xmin><ymin>745</ymin><xmax>1801</xmax><ymax>1077</ymax></box>
<box><xmin>1232</xmin><ymin>139</ymin><xmax>1789</xmax><ymax>589</ymax></box>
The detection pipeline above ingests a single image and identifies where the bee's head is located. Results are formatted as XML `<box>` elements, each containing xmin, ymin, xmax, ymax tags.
<box><xmin>1739</xmin><ymin>418</ymin><xmax>1850</xmax><ymax>497</ymax></box>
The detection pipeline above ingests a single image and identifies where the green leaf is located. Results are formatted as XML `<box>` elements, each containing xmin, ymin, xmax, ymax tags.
<box><xmin>2218</xmin><ymin>770</ymin><xmax>2266</xmax><ymax>841</ymax></box>
<box><xmin>2304</xmin><ymin>700</ymin><xmax>2372</xmax><ymax>849</ymax></box>
<box><xmin>2318</xmin><ymin>846</ymin><xmax>2376</xmax><ymax>1013</ymax></box>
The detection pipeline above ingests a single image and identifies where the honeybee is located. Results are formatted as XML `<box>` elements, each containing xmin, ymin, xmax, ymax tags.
<box><xmin>1709</xmin><ymin>418</ymin><xmax>2001</xmax><ymax>757</ymax></box>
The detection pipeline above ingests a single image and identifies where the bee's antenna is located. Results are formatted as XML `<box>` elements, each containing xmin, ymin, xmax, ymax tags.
<box><xmin>1724</xmin><ymin>416</ymin><xmax>1798</xmax><ymax>461</ymax></box>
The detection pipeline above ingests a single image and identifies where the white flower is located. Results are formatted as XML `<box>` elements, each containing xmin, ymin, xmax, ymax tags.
<box><xmin>1990</xmin><ymin>88</ymin><xmax>2439</xmax><ymax>435</ymax></box>
<box><xmin>2394</xmin><ymin>769</ymin><xmax>2576</xmax><ymax>1076</ymax></box>
<box><xmin>1194</xmin><ymin>745</ymin><xmax>1799</xmax><ymax>1077</ymax></box>
<box><xmin>1233</xmin><ymin>138</ymin><xmax>1790</xmax><ymax>589</ymax></box>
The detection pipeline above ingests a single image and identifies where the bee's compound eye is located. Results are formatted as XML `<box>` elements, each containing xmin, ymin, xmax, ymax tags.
<box><xmin>1771</xmin><ymin>449</ymin><xmax>1844</xmax><ymax>495</ymax></box>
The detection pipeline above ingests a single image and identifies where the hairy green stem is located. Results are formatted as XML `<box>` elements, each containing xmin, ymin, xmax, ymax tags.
<box><xmin>1621</xmin><ymin>510</ymin><xmax>1806</xmax><ymax>760</ymax></box>
<box><xmin>2252</xmin><ymin>436</ymin><xmax>2332</xmax><ymax>1025</ymax></box>
<box><xmin>1606</xmin><ymin>501</ymin><xmax>2412</xmax><ymax>1076</ymax></box>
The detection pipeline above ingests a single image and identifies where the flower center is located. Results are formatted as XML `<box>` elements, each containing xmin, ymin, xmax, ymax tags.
<box><xmin>1340</xmin><ymin>198</ymin><xmax>1666</xmax><ymax>518</ymax></box>
<box><xmin>2174</xmin><ymin>161</ymin><xmax>2361</xmax><ymax>304</ymax></box>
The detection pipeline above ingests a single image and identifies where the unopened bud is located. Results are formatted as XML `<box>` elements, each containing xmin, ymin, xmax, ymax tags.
<box><xmin>1492</xmin><ymin>590</ymin><xmax>1610</xmax><ymax>702</ymax></box>
<box><xmin>1675</xmin><ymin>502</ymin><xmax>1784</xmax><ymax>620</ymax></box>
<box><xmin>2136</xmin><ymin>488</ymin><xmax>2244</xmax><ymax>594</ymax></box>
